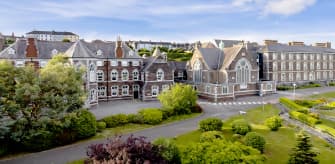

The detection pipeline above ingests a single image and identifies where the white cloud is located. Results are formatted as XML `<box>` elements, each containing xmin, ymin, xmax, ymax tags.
<box><xmin>264</xmin><ymin>0</ymin><xmax>316</xmax><ymax>16</ymax></box>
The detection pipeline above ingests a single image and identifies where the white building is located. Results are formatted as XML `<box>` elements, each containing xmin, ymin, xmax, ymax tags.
<box><xmin>26</xmin><ymin>30</ymin><xmax>79</xmax><ymax>42</ymax></box>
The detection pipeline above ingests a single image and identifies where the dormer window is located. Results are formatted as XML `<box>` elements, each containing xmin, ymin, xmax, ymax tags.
<box><xmin>51</xmin><ymin>49</ymin><xmax>58</xmax><ymax>55</ymax></box>
<box><xmin>96</xmin><ymin>49</ymin><xmax>103</xmax><ymax>56</ymax></box>
<box><xmin>7</xmin><ymin>48</ymin><xmax>15</xmax><ymax>55</ymax></box>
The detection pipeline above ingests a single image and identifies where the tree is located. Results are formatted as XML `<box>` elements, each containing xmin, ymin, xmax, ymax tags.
<box><xmin>158</xmin><ymin>83</ymin><xmax>197</xmax><ymax>115</ymax></box>
<box><xmin>245</xmin><ymin>132</ymin><xmax>266</xmax><ymax>153</ymax></box>
<box><xmin>62</xmin><ymin>38</ymin><xmax>71</xmax><ymax>42</ymax></box>
<box><xmin>288</xmin><ymin>132</ymin><xmax>319</xmax><ymax>164</ymax></box>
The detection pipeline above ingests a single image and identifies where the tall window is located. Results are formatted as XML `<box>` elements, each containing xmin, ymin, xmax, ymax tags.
<box><xmin>90</xmin><ymin>89</ymin><xmax>96</xmax><ymax>101</ymax></box>
<box><xmin>193</xmin><ymin>59</ymin><xmax>202</xmax><ymax>84</ymax></box>
<box><xmin>281</xmin><ymin>62</ymin><xmax>286</xmax><ymax>70</ymax></box>
<box><xmin>303</xmin><ymin>62</ymin><xmax>308</xmax><ymax>70</ymax></box>
<box><xmin>152</xmin><ymin>85</ymin><xmax>159</xmax><ymax>97</ymax></box>
<box><xmin>133</xmin><ymin>69</ymin><xmax>139</xmax><ymax>81</ymax></box>
<box><xmin>222</xmin><ymin>86</ymin><xmax>228</xmax><ymax>94</ymax></box>
<box><xmin>304</xmin><ymin>72</ymin><xmax>308</xmax><ymax>80</ymax></box>
<box><xmin>236</xmin><ymin>59</ymin><xmax>251</xmax><ymax>89</ymax></box>
<box><xmin>96</xmin><ymin>70</ymin><xmax>104</xmax><ymax>82</ymax></box>
<box><xmin>289</xmin><ymin>62</ymin><xmax>293</xmax><ymax>71</ymax></box>
<box><xmin>329</xmin><ymin>62</ymin><xmax>333</xmax><ymax>69</ymax></box>
<box><xmin>122</xmin><ymin>85</ymin><xmax>129</xmax><ymax>95</ymax></box>
<box><xmin>98</xmin><ymin>86</ymin><xmax>106</xmax><ymax>97</ymax></box>
<box><xmin>323</xmin><ymin>72</ymin><xmax>328</xmax><ymax>80</ymax></box>
<box><xmin>281</xmin><ymin>73</ymin><xmax>286</xmax><ymax>81</ymax></box>
<box><xmin>296</xmin><ymin>73</ymin><xmax>301</xmax><ymax>81</ymax></box>
<box><xmin>309</xmin><ymin>72</ymin><xmax>314</xmax><ymax>81</ymax></box>
<box><xmin>272</xmin><ymin>73</ymin><xmax>277</xmax><ymax>81</ymax></box>
<box><xmin>273</xmin><ymin>62</ymin><xmax>277</xmax><ymax>71</ymax></box>
<box><xmin>323</xmin><ymin>62</ymin><xmax>327</xmax><ymax>69</ymax></box>
<box><xmin>310</xmin><ymin>62</ymin><xmax>314</xmax><ymax>70</ymax></box>
<box><xmin>296</xmin><ymin>62</ymin><xmax>301</xmax><ymax>70</ymax></box>
<box><xmin>157</xmin><ymin>69</ymin><xmax>164</xmax><ymax>81</ymax></box>
<box><xmin>111</xmin><ymin>69</ymin><xmax>118</xmax><ymax>81</ymax></box>
<box><xmin>122</xmin><ymin>69</ymin><xmax>129</xmax><ymax>81</ymax></box>
<box><xmin>289</xmin><ymin>73</ymin><xmax>293</xmax><ymax>81</ymax></box>
<box><xmin>330</xmin><ymin>72</ymin><xmax>333</xmax><ymax>79</ymax></box>
<box><xmin>317</xmin><ymin>62</ymin><xmax>321</xmax><ymax>70</ymax></box>
<box><xmin>281</xmin><ymin>53</ymin><xmax>285</xmax><ymax>60</ymax></box>
<box><xmin>111</xmin><ymin>86</ymin><xmax>118</xmax><ymax>96</ymax></box>
<box><xmin>89</xmin><ymin>63</ymin><xmax>96</xmax><ymax>82</ymax></box>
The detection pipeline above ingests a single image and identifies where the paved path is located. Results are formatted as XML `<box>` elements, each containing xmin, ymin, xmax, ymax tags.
<box><xmin>1</xmin><ymin>87</ymin><xmax>334</xmax><ymax>164</ymax></box>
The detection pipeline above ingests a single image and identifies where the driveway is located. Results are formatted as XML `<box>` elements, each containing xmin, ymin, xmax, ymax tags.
<box><xmin>1</xmin><ymin>87</ymin><xmax>334</xmax><ymax>164</ymax></box>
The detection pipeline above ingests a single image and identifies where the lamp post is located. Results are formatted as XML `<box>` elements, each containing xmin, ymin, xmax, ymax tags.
<box><xmin>293</xmin><ymin>83</ymin><xmax>296</xmax><ymax>100</ymax></box>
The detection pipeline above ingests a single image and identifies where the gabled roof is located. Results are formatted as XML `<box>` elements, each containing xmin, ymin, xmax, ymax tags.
<box><xmin>65</xmin><ymin>40</ymin><xmax>96</xmax><ymax>58</ymax></box>
<box><xmin>198</xmin><ymin>47</ymin><xmax>224</xmax><ymax>70</ymax></box>
<box><xmin>169</xmin><ymin>61</ymin><xmax>186</xmax><ymax>70</ymax></box>
<box><xmin>122</xmin><ymin>42</ymin><xmax>141</xmax><ymax>59</ymax></box>
<box><xmin>142</xmin><ymin>48</ymin><xmax>172</xmax><ymax>72</ymax></box>
<box><xmin>84</xmin><ymin>40</ymin><xmax>115</xmax><ymax>59</ymax></box>
<box><xmin>222</xmin><ymin>45</ymin><xmax>243</xmax><ymax>69</ymax></box>
<box><xmin>263</xmin><ymin>43</ymin><xmax>335</xmax><ymax>53</ymax></box>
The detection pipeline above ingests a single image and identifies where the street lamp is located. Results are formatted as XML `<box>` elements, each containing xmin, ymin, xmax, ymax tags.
<box><xmin>293</xmin><ymin>83</ymin><xmax>296</xmax><ymax>100</ymax></box>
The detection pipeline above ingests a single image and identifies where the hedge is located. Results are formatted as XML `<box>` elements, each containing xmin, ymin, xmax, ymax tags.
<box><xmin>97</xmin><ymin>121</ymin><xmax>106</xmax><ymax>132</ymax></box>
<box><xmin>279</xmin><ymin>97</ymin><xmax>309</xmax><ymax>113</ymax></box>
<box><xmin>316</xmin><ymin>124</ymin><xmax>335</xmax><ymax>137</ymax></box>
<box><xmin>294</xmin><ymin>99</ymin><xmax>323</xmax><ymax>108</ymax></box>
<box><xmin>138</xmin><ymin>108</ymin><xmax>163</xmax><ymax>125</ymax></box>
<box><xmin>289</xmin><ymin>111</ymin><xmax>321</xmax><ymax>126</ymax></box>
<box><xmin>102</xmin><ymin>114</ymin><xmax>128</xmax><ymax>128</ymax></box>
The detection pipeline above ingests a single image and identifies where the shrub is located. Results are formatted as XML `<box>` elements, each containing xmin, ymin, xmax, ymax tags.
<box><xmin>329</xmin><ymin>82</ymin><xmax>335</xmax><ymax>86</ymax></box>
<box><xmin>289</xmin><ymin>111</ymin><xmax>321</xmax><ymax>126</ymax></box>
<box><xmin>139</xmin><ymin>108</ymin><xmax>163</xmax><ymax>125</ymax></box>
<box><xmin>280</xmin><ymin>97</ymin><xmax>309</xmax><ymax>113</ymax></box>
<box><xmin>199</xmin><ymin>117</ymin><xmax>223</xmax><ymax>132</ymax></box>
<box><xmin>294</xmin><ymin>99</ymin><xmax>322</xmax><ymax>108</ymax></box>
<box><xmin>153</xmin><ymin>138</ymin><xmax>181</xmax><ymax>164</ymax></box>
<box><xmin>277</xmin><ymin>85</ymin><xmax>293</xmax><ymax>91</ymax></box>
<box><xmin>96</xmin><ymin>121</ymin><xmax>106</xmax><ymax>131</ymax></box>
<box><xmin>127</xmin><ymin>113</ymin><xmax>144</xmax><ymax>124</ymax></box>
<box><xmin>21</xmin><ymin>130</ymin><xmax>55</xmax><ymax>151</ymax></box>
<box><xmin>102</xmin><ymin>114</ymin><xmax>128</xmax><ymax>128</ymax></box>
<box><xmin>316</xmin><ymin>124</ymin><xmax>335</xmax><ymax>137</ymax></box>
<box><xmin>0</xmin><ymin>141</ymin><xmax>8</xmax><ymax>156</ymax></box>
<box><xmin>308</xmin><ymin>113</ymin><xmax>320</xmax><ymax>119</ymax></box>
<box><xmin>232</xmin><ymin>134</ymin><xmax>243</xmax><ymax>142</ymax></box>
<box><xmin>265</xmin><ymin>116</ymin><xmax>282</xmax><ymax>131</ymax></box>
<box><xmin>199</xmin><ymin>131</ymin><xmax>224</xmax><ymax>142</ymax></box>
<box><xmin>245</xmin><ymin>132</ymin><xmax>266</xmax><ymax>153</ymax></box>
<box><xmin>72</xmin><ymin>109</ymin><xmax>97</xmax><ymax>139</ymax></box>
<box><xmin>161</xmin><ymin>108</ymin><xmax>173</xmax><ymax>120</ymax></box>
<box><xmin>232</xmin><ymin>119</ymin><xmax>251</xmax><ymax>135</ymax></box>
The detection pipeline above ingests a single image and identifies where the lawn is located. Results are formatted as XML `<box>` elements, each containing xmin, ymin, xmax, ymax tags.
<box><xmin>319</xmin><ymin>110</ymin><xmax>335</xmax><ymax>118</ymax></box>
<box><xmin>309</xmin><ymin>91</ymin><xmax>335</xmax><ymax>99</ymax></box>
<box><xmin>174</xmin><ymin>105</ymin><xmax>335</xmax><ymax>164</ymax></box>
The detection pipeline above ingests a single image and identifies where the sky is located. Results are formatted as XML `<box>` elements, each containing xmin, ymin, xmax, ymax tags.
<box><xmin>0</xmin><ymin>0</ymin><xmax>335</xmax><ymax>45</ymax></box>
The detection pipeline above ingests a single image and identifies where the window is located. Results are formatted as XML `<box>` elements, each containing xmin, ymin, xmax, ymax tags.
<box><xmin>15</xmin><ymin>61</ymin><xmax>24</xmax><ymax>67</ymax></box>
<box><xmin>310</xmin><ymin>62</ymin><xmax>314</xmax><ymax>70</ymax></box>
<box><xmin>157</xmin><ymin>69</ymin><xmax>164</xmax><ymax>81</ymax></box>
<box><xmin>289</xmin><ymin>73</ymin><xmax>293</xmax><ymax>81</ymax></box>
<box><xmin>330</xmin><ymin>55</ymin><xmax>333</xmax><ymax>61</ymax></box>
<box><xmin>304</xmin><ymin>72</ymin><xmax>308</xmax><ymax>80</ymax></box>
<box><xmin>272</xmin><ymin>73</ymin><xmax>277</xmax><ymax>81</ymax></box>
<box><xmin>96</xmin><ymin>70</ymin><xmax>104</xmax><ymax>82</ymax></box>
<box><xmin>323</xmin><ymin>72</ymin><xmax>328</xmax><ymax>79</ymax></box>
<box><xmin>122</xmin><ymin>85</ymin><xmax>129</xmax><ymax>95</ymax></box>
<box><xmin>193</xmin><ymin>59</ymin><xmax>202</xmax><ymax>84</ymax></box>
<box><xmin>152</xmin><ymin>85</ymin><xmax>159</xmax><ymax>97</ymax></box>
<box><xmin>111</xmin><ymin>69</ymin><xmax>118</xmax><ymax>81</ymax></box>
<box><xmin>296</xmin><ymin>62</ymin><xmax>301</xmax><ymax>70</ymax></box>
<box><xmin>97</xmin><ymin>61</ymin><xmax>103</xmax><ymax>66</ymax></box>
<box><xmin>111</xmin><ymin>60</ymin><xmax>118</xmax><ymax>66</ymax></box>
<box><xmin>323</xmin><ymin>55</ymin><xmax>327</xmax><ymax>60</ymax></box>
<box><xmin>304</xmin><ymin>54</ymin><xmax>308</xmax><ymax>60</ymax></box>
<box><xmin>121</xmin><ymin>61</ymin><xmax>128</xmax><ymax>66</ymax></box>
<box><xmin>89</xmin><ymin>63</ymin><xmax>96</xmax><ymax>82</ymax></box>
<box><xmin>133</xmin><ymin>69</ymin><xmax>139</xmax><ymax>81</ymax></box>
<box><xmin>162</xmin><ymin>85</ymin><xmax>169</xmax><ymax>91</ymax></box>
<box><xmin>309</xmin><ymin>72</ymin><xmax>314</xmax><ymax>81</ymax></box>
<box><xmin>296</xmin><ymin>73</ymin><xmax>301</xmax><ymax>81</ymax></box>
<box><xmin>7</xmin><ymin>48</ymin><xmax>15</xmax><ymax>55</ymax></box>
<box><xmin>310</xmin><ymin>54</ymin><xmax>314</xmax><ymax>60</ymax></box>
<box><xmin>329</xmin><ymin>62</ymin><xmax>333</xmax><ymax>69</ymax></box>
<box><xmin>281</xmin><ymin>53</ymin><xmax>285</xmax><ymax>60</ymax></box>
<box><xmin>281</xmin><ymin>62</ymin><xmax>286</xmax><ymax>70</ymax></box>
<box><xmin>316</xmin><ymin>72</ymin><xmax>321</xmax><ymax>80</ymax></box>
<box><xmin>98</xmin><ymin>86</ymin><xmax>106</xmax><ymax>97</ymax></box>
<box><xmin>273</xmin><ymin>62</ymin><xmax>277</xmax><ymax>71</ymax></box>
<box><xmin>236</xmin><ymin>58</ymin><xmax>251</xmax><ymax>89</ymax></box>
<box><xmin>330</xmin><ymin>72</ymin><xmax>333</xmax><ymax>79</ymax></box>
<box><xmin>178</xmin><ymin>71</ymin><xmax>184</xmax><ymax>78</ymax></box>
<box><xmin>296</xmin><ymin>54</ymin><xmax>301</xmax><ymax>60</ymax></box>
<box><xmin>303</xmin><ymin>62</ymin><xmax>308</xmax><ymax>70</ymax></box>
<box><xmin>323</xmin><ymin>62</ymin><xmax>327</xmax><ymax>69</ymax></box>
<box><xmin>96</xmin><ymin>49</ymin><xmax>103</xmax><ymax>56</ymax></box>
<box><xmin>222</xmin><ymin>86</ymin><xmax>228</xmax><ymax>94</ymax></box>
<box><xmin>281</xmin><ymin>73</ymin><xmax>286</xmax><ymax>81</ymax></box>
<box><xmin>122</xmin><ymin>69</ymin><xmax>129</xmax><ymax>81</ymax></box>
<box><xmin>111</xmin><ymin>86</ymin><xmax>118</xmax><ymax>96</ymax></box>
<box><xmin>132</xmin><ymin>61</ymin><xmax>139</xmax><ymax>66</ymax></box>
<box><xmin>289</xmin><ymin>54</ymin><xmax>293</xmax><ymax>60</ymax></box>
<box><xmin>317</xmin><ymin>54</ymin><xmax>321</xmax><ymax>60</ymax></box>
<box><xmin>90</xmin><ymin>89</ymin><xmax>96</xmax><ymax>101</ymax></box>
<box><xmin>206</xmin><ymin>85</ymin><xmax>211</xmax><ymax>93</ymax></box>
<box><xmin>272</xmin><ymin>54</ymin><xmax>277</xmax><ymax>60</ymax></box>
<box><xmin>289</xmin><ymin>62</ymin><xmax>293</xmax><ymax>70</ymax></box>
<box><xmin>317</xmin><ymin>62</ymin><xmax>321</xmax><ymax>70</ymax></box>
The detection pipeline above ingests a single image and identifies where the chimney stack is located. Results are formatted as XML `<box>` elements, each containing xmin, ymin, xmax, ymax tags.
<box><xmin>313</xmin><ymin>42</ymin><xmax>331</xmax><ymax>48</ymax></box>
<box><xmin>264</xmin><ymin>40</ymin><xmax>278</xmax><ymax>46</ymax></box>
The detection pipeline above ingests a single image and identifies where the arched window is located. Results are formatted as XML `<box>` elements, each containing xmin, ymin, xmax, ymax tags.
<box><xmin>133</xmin><ymin>69</ymin><xmax>139</xmax><ymax>81</ymax></box>
<box><xmin>122</xmin><ymin>69</ymin><xmax>129</xmax><ymax>81</ymax></box>
<box><xmin>193</xmin><ymin>59</ymin><xmax>202</xmax><ymax>84</ymax></box>
<box><xmin>235</xmin><ymin>58</ymin><xmax>251</xmax><ymax>89</ymax></box>
<box><xmin>156</xmin><ymin>68</ymin><xmax>164</xmax><ymax>81</ymax></box>
<box><xmin>89</xmin><ymin>63</ymin><xmax>96</xmax><ymax>82</ymax></box>
<box><xmin>111</xmin><ymin>69</ymin><xmax>118</xmax><ymax>81</ymax></box>
<box><xmin>96</xmin><ymin>70</ymin><xmax>104</xmax><ymax>82</ymax></box>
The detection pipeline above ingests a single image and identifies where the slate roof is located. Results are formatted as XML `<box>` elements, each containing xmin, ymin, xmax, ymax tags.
<box><xmin>142</xmin><ymin>48</ymin><xmax>172</xmax><ymax>72</ymax></box>
<box><xmin>263</xmin><ymin>43</ymin><xmax>335</xmax><ymax>53</ymax></box>
<box><xmin>27</xmin><ymin>30</ymin><xmax>77</xmax><ymax>36</ymax></box>
<box><xmin>65</xmin><ymin>40</ymin><xmax>96</xmax><ymax>58</ymax></box>
<box><xmin>84</xmin><ymin>40</ymin><xmax>115</xmax><ymax>59</ymax></box>
<box><xmin>222</xmin><ymin>45</ymin><xmax>243</xmax><ymax>69</ymax></box>
<box><xmin>169</xmin><ymin>61</ymin><xmax>186</xmax><ymax>70</ymax></box>
<box><xmin>198</xmin><ymin>47</ymin><xmax>224</xmax><ymax>70</ymax></box>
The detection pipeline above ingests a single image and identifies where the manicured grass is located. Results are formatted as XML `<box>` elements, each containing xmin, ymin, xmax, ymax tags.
<box><xmin>309</xmin><ymin>91</ymin><xmax>335</xmax><ymax>99</ymax></box>
<box><xmin>174</xmin><ymin>105</ymin><xmax>335</xmax><ymax>164</ymax></box>
<box><xmin>319</xmin><ymin>110</ymin><xmax>335</xmax><ymax>117</ymax></box>
<box><xmin>320</xmin><ymin>118</ymin><xmax>335</xmax><ymax>129</ymax></box>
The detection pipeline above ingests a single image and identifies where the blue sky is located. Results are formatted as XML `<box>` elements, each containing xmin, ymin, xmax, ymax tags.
<box><xmin>1</xmin><ymin>0</ymin><xmax>335</xmax><ymax>45</ymax></box>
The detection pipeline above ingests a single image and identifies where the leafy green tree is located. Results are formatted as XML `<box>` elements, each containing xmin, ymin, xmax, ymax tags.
<box><xmin>199</xmin><ymin>117</ymin><xmax>223</xmax><ymax>132</ymax></box>
<box><xmin>158</xmin><ymin>83</ymin><xmax>197</xmax><ymax>115</ymax></box>
<box><xmin>288</xmin><ymin>132</ymin><xmax>319</xmax><ymax>164</ymax></box>
<box><xmin>153</xmin><ymin>137</ymin><xmax>181</xmax><ymax>164</ymax></box>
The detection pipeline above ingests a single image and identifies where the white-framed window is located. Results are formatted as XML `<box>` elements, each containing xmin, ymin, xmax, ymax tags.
<box><xmin>89</xmin><ymin>63</ymin><xmax>96</xmax><ymax>82</ymax></box>
<box><xmin>7</xmin><ymin>48</ymin><xmax>15</xmax><ymax>55</ymax></box>
<box><xmin>289</xmin><ymin>73</ymin><xmax>293</xmax><ymax>81</ymax></box>
<box><xmin>272</xmin><ymin>73</ymin><xmax>277</xmax><ymax>81</ymax></box>
<box><xmin>206</xmin><ymin>85</ymin><xmax>211</xmax><ymax>93</ymax></box>
<box><xmin>152</xmin><ymin>85</ymin><xmax>159</xmax><ymax>97</ymax></box>
<box><xmin>317</xmin><ymin>72</ymin><xmax>321</xmax><ymax>80</ymax></box>
<box><xmin>235</xmin><ymin>58</ymin><xmax>251</xmax><ymax>89</ymax></box>
<box><xmin>193</xmin><ymin>59</ymin><xmax>202</xmax><ymax>84</ymax></box>
<box><xmin>303</xmin><ymin>62</ymin><xmax>308</xmax><ymax>70</ymax></box>
<box><xmin>273</xmin><ymin>62</ymin><xmax>277</xmax><ymax>71</ymax></box>
<box><xmin>323</xmin><ymin>62</ymin><xmax>327</xmax><ymax>69</ymax></box>
<box><xmin>329</xmin><ymin>55</ymin><xmax>333</xmax><ymax>61</ymax></box>
<box><xmin>289</xmin><ymin>54</ymin><xmax>293</xmax><ymax>60</ymax></box>
<box><xmin>296</xmin><ymin>62</ymin><xmax>301</xmax><ymax>70</ymax></box>
<box><xmin>310</xmin><ymin>54</ymin><xmax>314</xmax><ymax>60</ymax></box>
<box><xmin>296</xmin><ymin>54</ymin><xmax>301</xmax><ymax>60</ymax></box>
<box><xmin>304</xmin><ymin>54</ymin><xmax>308</xmax><ymax>60</ymax></box>
<box><xmin>304</xmin><ymin>72</ymin><xmax>308</xmax><ymax>80</ymax></box>
<box><xmin>281</xmin><ymin>73</ymin><xmax>286</xmax><ymax>81</ymax></box>
<box><xmin>157</xmin><ymin>69</ymin><xmax>164</xmax><ymax>81</ymax></box>
<box><xmin>51</xmin><ymin>49</ymin><xmax>58</xmax><ymax>55</ymax></box>
<box><xmin>289</xmin><ymin>62</ymin><xmax>293</xmax><ymax>71</ymax></box>
<box><xmin>111</xmin><ymin>69</ymin><xmax>118</xmax><ymax>81</ymax></box>
<box><xmin>132</xmin><ymin>61</ymin><xmax>139</xmax><ymax>66</ymax></box>
<box><xmin>178</xmin><ymin>71</ymin><xmax>184</xmax><ymax>78</ymax></box>
<box><xmin>310</xmin><ymin>62</ymin><xmax>314</xmax><ymax>70</ymax></box>
<box><xmin>330</xmin><ymin>72</ymin><xmax>333</xmax><ymax>79</ymax></box>
<box><xmin>309</xmin><ymin>72</ymin><xmax>314</xmax><ymax>81</ymax></box>
<box><xmin>122</xmin><ymin>69</ymin><xmax>129</xmax><ymax>81</ymax></box>
<box><xmin>122</xmin><ymin>85</ymin><xmax>129</xmax><ymax>95</ymax></box>
<box><xmin>98</xmin><ymin>86</ymin><xmax>106</xmax><ymax>97</ymax></box>
<box><xmin>111</xmin><ymin>85</ymin><xmax>118</xmax><ymax>96</ymax></box>
<box><xmin>222</xmin><ymin>86</ymin><xmax>228</xmax><ymax>94</ymax></box>
<box><xmin>162</xmin><ymin>84</ymin><xmax>169</xmax><ymax>91</ymax></box>
<box><xmin>132</xmin><ymin>69</ymin><xmax>139</xmax><ymax>81</ymax></box>
<box><xmin>121</xmin><ymin>61</ymin><xmax>128</xmax><ymax>66</ymax></box>
<box><xmin>272</xmin><ymin>53</ymin><xmax>277</xmax><ymax>60</ymax></box>
<box><xmin>111</xmin><ymin>60</ymin><xmax>118</xmax><ymax>66</ymax></box>
<box><xmin>281</xmin><ymin>53</ymin><xmax>285</xmax><ymax>60</ymax></box>
<box><xmin>90</xmin><ymin>89</ymin><xmax>96</xmax><ymax>101</ymax></box>
<box><xmin>96</xmin><ymin>70</ymin><xmax>104</xmax><ymax>82</ymax></box>
<box><xmin>296</xmin><ymin>72</ymin><xmax>301</xmax><ymax>81</ymax></box>
<box><xmin>281</xmin><ymin>62</ymin><xmax>286</xmax><ymax>70</ymax></box>
<box><xmin>15</xmin><ymin>61</ymin><xmax>24</xmax><ymax>67</ymax></box>
<box><xmin>317</xmin><ymin>54</ymin><xmax>321</xmax><ymax>60</ymax></box>
<box><xmin>323</xmin><ymin>72</ymin><xmax>328</xmax><ymax>79</ymax></box>
<box><xmin>96</xmin><ymin>49</ymin><xmax>103</xmax><ymax>56</ymax></box>
<box><xmin>97</xmin><ymin>61</ymin><xmax>103</xmax><ymax>66</ymax></box>
<box><xmin>317</xmin><ymin>62</ymin><xmax>321</xmax><ymax>70</ymax></box>
<box><xmin>323</xmin><ymin>54</ymin><xmax>327</xmax><ymax>60</ymax></box>
<box><xmin>329</xmin><ymin>62</ymin><xmax>333</xmax><ymax>69</ymax></box>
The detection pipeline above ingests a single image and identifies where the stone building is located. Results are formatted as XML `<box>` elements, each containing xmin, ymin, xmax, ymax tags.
<box><xmin>26</xmin><ymin>30</ymin><xmax>79</xmax><ymax>42</ymax></box>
